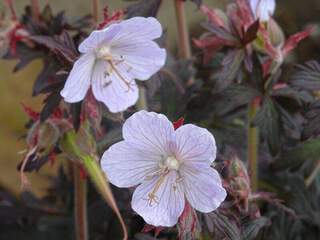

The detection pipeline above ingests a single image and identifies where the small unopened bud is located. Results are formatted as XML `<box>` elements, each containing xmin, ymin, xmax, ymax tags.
<box><xmin>267</xmin><ymin>19</ymin><xmax>285</xmax><ymax>49</ymax></box>
<box><xmin>36</xmin><ymin>121</ymin><xmax>60</xmax><ymax>155</ymax></box>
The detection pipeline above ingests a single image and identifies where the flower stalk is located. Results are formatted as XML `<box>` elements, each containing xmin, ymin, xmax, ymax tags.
<box><xmin>305</xmin><ymin>159</ymin><xmax>320</xmax><ymax>187</ymax></box>
<box><xmin>247</xmin><ymin>99</ymin><xmax>259</xmax><ymax>192</ymax></box>
<box><xmin>137</xmin><ymin>86</ymin><xmax>148</xmax><ymax>110</ymax></box>
<box><xmin>61</xmin><ymin>128</ymin><xmax>128</xmax><ymax>240</ymax></box>
<box><xmin>30</xmin><ymin>0</ymin><xmax>40</xmax><ymax>21</ymax></box>
<box><xmin>73</xmin><ymin>164</ymin><xmax>88</xmax><ymax>240</ymax></box>
<box><xmin>174</xmin><ymin>0</ymin><xmax>194</xmax><ymax>86</ymax></box>
<box><xmin>91</xmin><ymin>0</ymin><xmax>100</xmax><ymax>24</ymax></box>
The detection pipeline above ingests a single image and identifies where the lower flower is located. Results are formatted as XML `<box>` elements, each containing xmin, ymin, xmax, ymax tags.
<box><xmin>101</xmin><ymin>110</ymin><xmax>227</xmax><ymax>227</ymax></box>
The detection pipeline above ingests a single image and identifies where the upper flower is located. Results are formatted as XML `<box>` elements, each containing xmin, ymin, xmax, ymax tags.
<box><xmin>101</xmin><ymin>110</ymin><xmax>227</xmax><ymax>227</ymax></box>
<box><xmin>61</xmin><ymin>17</ymin><xmax>166</xmax><ymax>113</ymax></box>
<box><xmin>249</xmin><ymin>0</ymin><xmax>276</xmax><ymax>22</ymax></box>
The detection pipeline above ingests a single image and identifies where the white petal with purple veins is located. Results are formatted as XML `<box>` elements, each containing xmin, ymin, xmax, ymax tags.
<box><xmin>181</xmin><ymin>166</ymin><xmax>226</xmax><ymax>213</ymax></box>
<box><xmin>101</xmin><ymin>141</ymin><xmax>161</xmax><ymax>188</ymax></box>
<box><xmin>78</xmin><ymin>24</ymin><xmax>122</xmax><ymax>54</ymax></box>
<box><xmin>174</xmin><ymin>124</ymin><xmax>216</xmax><ymax>167</ymax></box>
<box><xmin>122</xmin><ymin>110</ymin><xmax>175</xmax><ymax>156</ymax></box>
<box><xmin>60</xmin><ymin>53</ymin><xmax>95</xmax><ymax>102</ymax></box>
<box><xmin>91</xmin><ymin>60</ymin><xmax>139</xmax><ymax>113</ymax></box>
<box><xmin>131</xmin><ymin>171</ymin><xmax>185</xmax><ymax>227</ymax></box>
<box><xmin>250</xmin><ymin>0</ymin><xmax>276</xmax><ymax>22</ymax></box>
<box><xmin>112</xmin><ymin>41</ymin><xmax>166</xmax><ymax>80</ymax></box>
<box><xmin>110</xmin><ymin>17</ymin><xmax>163</xmax><ymax>45</ymax></box>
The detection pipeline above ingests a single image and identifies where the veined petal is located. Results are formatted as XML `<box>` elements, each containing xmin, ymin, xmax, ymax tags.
<box><xmin>250</xmin><ymin>0</ymin><xmax>276</xmax><ymax>22</ymax></box>
<box><xmin>181</xmin><ymin>166</ymin><xmax>226</xmax><ymax>213</ymax></box>
<box><xmin>60</xmin><ymin>53</ymin><xmax>95</xmax><ymax>103</ymax></box>
<box><xmin>101</xmin><ymin>141</ymin><xmax>161</xmax><ymax>188</ymax></box>
<box><xmin>132</xmin><ymin>171</ymin><xmax>185</xmax><ymax>227</ymax></box>
<box><xmin>110</xmin><ymin>17</ymin><xmax>162</xmax><ymax>44</ymax></box>
<box><xmin>174</xmin><ymin>124</ymin><xmax>217</xmax><ymax>167</ymax></box>
<box><xmin>122</xmin><ymin>110</ymin><xmax>175</xmax><ymax>156</ymax></box>
<box><xmin>91</xmin><ymin>60</ymin><xmax>139</xmax><ymax>113</ymax></box>
<box><xmin>78</xmin><ymin>24</ymin><xmax>122</xmax><ymax>53</ymax></box>
<box><xmin>112</xmin><ymin>41</ymin><xmax>166</xmax><ymax>80</ymax></box>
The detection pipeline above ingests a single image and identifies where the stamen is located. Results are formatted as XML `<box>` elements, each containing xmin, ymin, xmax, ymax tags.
<box><xmin>107</xmin><ymin>60</ymin><xmax>135</xmax><ymax>92</ymax></box>
<box><xmin>145</xmin><ymin>169</ymin><xmax>169</xmax><ymax>206</ymax></box>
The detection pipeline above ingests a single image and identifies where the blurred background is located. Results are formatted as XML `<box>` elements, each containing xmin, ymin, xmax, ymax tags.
<box><xmin>0</xmin><ymin>0</ymin><xmax>319</xmax><ymax>204</ymax></box>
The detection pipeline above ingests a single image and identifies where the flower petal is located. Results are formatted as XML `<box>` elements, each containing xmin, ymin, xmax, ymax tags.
<box><xmin>132</xmin><ymin>171</ymin><xmax>185</xmax><ymax>227</ymax></box>
<box><xmin>122</xmin><ymin>110</ymin><xmax>175</xmax><ymax>156</ymax></box>
<box><xmin>110</xmin><ymin>17</ymin><xmax>162</xmax><ymax>44</ymax></box>
<box><xmin>91</xmin><ymin>60</ymin><xmax>139</xmax><ymax>113</ymax></box>
<box><xmin>174</xmin><ymin>124</ymin><xmax>217</xmax><ymax>167</ymax></box>
<box><xmin>112</xmin><ymin>40</ymin><xmax>166</xmax><ymax>80</ymax></box>
<box><xmin>60</xmin><ymin>53</ymin><xmax>95</xmax><ymax>103</ymax></box>
<box><xmin>101</xmin><ymin>141</ymin><xmax>161</xmax><ymax>188</ymax></box>
<box><xmin>78</xmin><ymin>24</ymin><xmax>122</xmax><ymax>53</ymax></box>
<box><xmin>250</xmin><ymin>0</ymin><xmax>275</xmax><ymax>22</ymax></box>
<box><xmin>181</xmin><ymin>166</ymin><xmax>226</xmax><ymax>213</ymax></box>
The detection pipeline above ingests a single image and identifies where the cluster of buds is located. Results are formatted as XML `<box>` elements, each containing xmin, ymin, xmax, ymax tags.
<box><xmin>195</xmin><ymin>0</ymin><xmax>312</xmax><ymax>77</ymax></box>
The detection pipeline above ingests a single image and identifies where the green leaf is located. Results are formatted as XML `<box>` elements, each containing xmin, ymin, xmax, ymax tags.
<box><xmin>215</xmin><ymin>49</ymin><xmax>245</xmax><ymax>92</ymax></box>
<box><xmin>215</xmin><ymin>84</ymin><xmax>260</xmax><ymax>116</ymax></box>
<box><xmin>290</xmin><ymin>61</ymin><xmax>320</xmax><ymax>91</ymax></box>
<box><xmin>273</xmin><ymin>138</ymin><xmax>320</xmax><ymax>171</ymax></box>
<box><xmin>208</xmin><ymin>213</ymin><xmax>241</xmax><ymax>240</ymax></box>
<box><xmin>241</xmin><ymin>217</ymin><xmax>270</xmax><ymax>240</ymax></box>
<box><xmin>253</xmin><ymin>97</ymin><xmax>281</xmax><ymax>155</ymax></box>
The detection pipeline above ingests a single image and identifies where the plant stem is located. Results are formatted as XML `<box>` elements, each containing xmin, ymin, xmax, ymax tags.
<box><xmin>137</xmin><ymin>86</ymin><xmax>148</xmax><ymax>110</ymax></box>
<box><xmin>30</xmin><ymin>0</ymin><xmax>40</xmax><ymax>21</ymax></box>
<box><xmin>247</xmin><ymin>99</ymin><xmax>259</xmax><ymax>192</ymax></box>
<box><xmin>5</xmin><ymin>0</ymin><xmax>17</xmax><ymax>20</ymax></box>
<box><xmin>91</xmin><ymin>0</ymin><xmax>100</xmax><ymax>24</ymax></box>
<box><xmin>73</xmin><ymin>164</ymin><xmax>88</xmax><ymax>240</ymax></box>
<box><xmin>174</xmin><ymin>0</ymin><xmax>194</xmax><ymax>86</ymax></box>
<box><xmin>305</xmin><ymin>159</ymin><xmax>320</xmax><ymax>187</ymax></box>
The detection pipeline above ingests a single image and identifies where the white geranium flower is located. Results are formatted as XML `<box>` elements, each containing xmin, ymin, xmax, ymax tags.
<box><xmin>249</xmin><ymin>0</ymin><xmax>276</xmax><ymax>22</ymax></box>
<box><xmin>101</xmin><ymin>110</ymin><xmax>227</xmax><ymax>227</ymax></box>
<box><xmin>61</xmin><ymin>17</ymin><xmax>166</xmax><ymax>113</ymax></box>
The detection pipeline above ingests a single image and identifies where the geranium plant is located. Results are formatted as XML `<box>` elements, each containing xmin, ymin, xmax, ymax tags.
<box><xmin>1</xmin><ymin>0</ymin><xmax>320</xmax><ymax>239</ymax></box>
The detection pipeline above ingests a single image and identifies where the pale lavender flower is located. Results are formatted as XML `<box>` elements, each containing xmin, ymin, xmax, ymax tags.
<box><xmin>61</xmin><ymin>17</ymin><xmax>166</xmax><ymax>113</ymax></box>
<box><xmin>101</xmin><ymin>110</ymin><xmax>227</xmax><ymax>227</ymax></box>
<box><xmin>249</xmin><ymin>0</ymin><xmax>276</xmax><ymax>22</ymax></box>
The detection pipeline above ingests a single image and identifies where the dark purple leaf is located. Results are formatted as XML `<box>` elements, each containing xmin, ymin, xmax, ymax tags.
<box><xmin>40</xmin><ymin>92</ymin><xmax>62</xmax><ymax>122</ymax></box>
<box><xmin>126</xmin><ymin>0</ymin><xmax>162</xmax><ymax>18</ymax></box>
<box><xmin>242</xmin><ymin>20</ymin><xmax>259</xmax><ymax>45</ymax></box>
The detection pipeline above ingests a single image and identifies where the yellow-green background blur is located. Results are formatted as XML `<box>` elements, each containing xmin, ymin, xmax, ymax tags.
<box><xmin>0</xmin><ymin>0</ymin><xmax>226</xmax><ymax>197</ymax></box>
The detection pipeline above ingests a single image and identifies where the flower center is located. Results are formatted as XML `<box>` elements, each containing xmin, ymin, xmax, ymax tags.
<box><xmin>97</xmin><ymin>46</ymin><xmax>112</xmax><ymax>60</ymax></box>
<box><xmin>96</xmin><ymin>46</ymin><xmax>135</xmax><ymax>92</ymax></box>
<box><xmin>164</xmin><ymin>156</ymin><xmax>180</xmax><ymax>171</ymax></box>
<box><xmin>144</xmin><ymin>156</ymin><xmax>182</xmax><ymax>206</ymax></box>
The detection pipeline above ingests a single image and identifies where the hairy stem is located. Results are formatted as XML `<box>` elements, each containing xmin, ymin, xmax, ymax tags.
<box><xmin>305</xmin><ymin>159</ymin><xmax>320</xmax><ymax>187</ymax></box>
<box><xmin>73</xmin><ymin>164</ymin><xmax>88</xmax><ymax>240</ymax></box>
<box><xmin>30</xmin><ymin>0</ymin><xmax>40</xmax><ymax>21</ymax></box>
<box><xmin>91</xmin><ymin>0</ymin><xmax>100</xmax><ymax>24</ymax></box>
<box><xmin>247</xmin><ymin>99</ymin><xmax>259</xmax><ymax>192</ymax></box>
<box><xmin>174</xmin><ymin>0</ymin><xmax>194</xmax><ymax>86</ymax></box>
